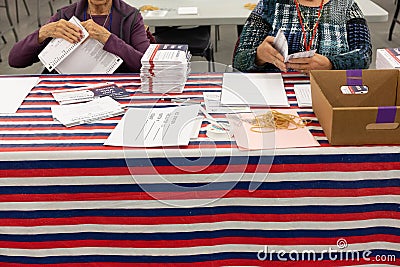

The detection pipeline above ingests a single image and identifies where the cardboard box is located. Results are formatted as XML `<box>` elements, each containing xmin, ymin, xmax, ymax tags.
<box><xmin>310</xmin><ymin>69</ymin><xmax>400</xmax><ymax>145</ymax></box>
<box><xmin>376</xmin><ymin>48</ymin><xmax>400</xmax><ymax>69</ymax></box>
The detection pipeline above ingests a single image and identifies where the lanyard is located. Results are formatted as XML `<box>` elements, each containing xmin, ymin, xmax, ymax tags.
<box><xmin>294</xmin><ymin>0</ymin><xmax>324</xmax><ymax>51</ymax></box>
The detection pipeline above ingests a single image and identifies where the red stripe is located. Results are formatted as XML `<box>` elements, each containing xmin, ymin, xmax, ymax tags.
<box><xmin>0</xmin><ymin>126</ymin><xmax>116</xmax><ymax>131</ymax></box>
<box><xmin>148</xmin><ymin>44</ymin><xmax>159</xmax><ymax>77</ymax></box>
<box><xmin>0</xmin><ymin>235</ymin><xmax>397</xmax><ymax>249</ymax></box>
<box><xmin>0</xmin><ymin>161</ymin><xmax>399</xmax><ymax>177</ymax></box>
<box><xmin>385</xmin><ymin>48</ymin><xmax>400</xmax><ymax>64</ymax></box>
<box><xmin>0</xmin><ymin>187</ymin><xmax>397</xmax><ymax>202</ymax></box>
<box><xmin>0</xmin><ymin>211</ymin><xmax>398</xmax><ymax>226</ymax></box>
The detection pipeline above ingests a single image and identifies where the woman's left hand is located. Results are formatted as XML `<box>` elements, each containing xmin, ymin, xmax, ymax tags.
<box><xmin>286</xmin><ymin>53</ymin><xmax>333</xmax><ymax>75</ymax></box>
<box><xmin>81</xmin><ymin>19</ymin><xmax>111</xmax><ymax>44</ymax></box>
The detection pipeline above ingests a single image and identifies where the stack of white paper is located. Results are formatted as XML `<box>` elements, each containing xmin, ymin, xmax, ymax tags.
<box><xmin>51</xmin><ymin>96</ymin><xmax>124</xmax><ymax>127</ymax></box>
<box><xmin>376</xmin><ymin>48</ymin><xmax>400</xmax><ymax>69</ymax></box>
<box><xmin>140</xmin><ymin>44</ymin><xmax>191</xmax><ymax>93</ymax></box>
<box><xmin>220</xmin><ymin>73</ymin><xmax>290</xmax><ymax>107</ymax></box>
<box><xmin>293</xmin><ymin>84</ymin><xmax>312</xmax><ymax>107</ymax></box>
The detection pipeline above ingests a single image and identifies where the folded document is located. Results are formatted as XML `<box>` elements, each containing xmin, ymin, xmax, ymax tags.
<box><xmin>51</xmin><ymin>96</ymin><xmax>124</xmax><ymax>127</ymax></box>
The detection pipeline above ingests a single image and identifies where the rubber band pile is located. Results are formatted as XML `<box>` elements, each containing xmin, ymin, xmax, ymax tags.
<box><xmin>244</xmin><ymin>3</ymin><xmax>257</xmax><ymax>10</ymax></box>
<box><xmin>139</xmin><ymin>5</ymin><xmax>160</xmax><ymax>12</ymax></box>
<box><xmin>248</xmin><ymin>110</ymin><xmax>309</xmax><ymax>133</ymax></box>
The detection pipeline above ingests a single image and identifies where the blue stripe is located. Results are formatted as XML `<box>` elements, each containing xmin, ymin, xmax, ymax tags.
<box><xmin>0</xmin><ymin>204</ymin><xmax>397</xmax><ymax>219</ymax></box>
<box><xmin>0</xmin><ymin>153</ymin><xmax>397</xmax><ymax>170</ymax></box>
<box><xmin>0</xmin><ymin>156</ymin><xmax>269</xmax><ymax>169</ymax></box>
<box><xmin>0</xmin><ymin>179</ymin><xmax>397</xmax><ymax>194</ymax></box>
<box><xmin>23</xmin><ymin>100</ymin><xmax>57</xmax><ymax>103</ymax></box>
<box><xmin>0</xmin><ymin>228</ymin><xmax>398</xmax><ymax>242</ymax></box>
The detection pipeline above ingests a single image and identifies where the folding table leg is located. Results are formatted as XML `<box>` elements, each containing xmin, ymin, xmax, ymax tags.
<box><xmin>389</xmin><ymin>0</ymin><xmax>400</xmax><ymax>40</ymax></box>
<box><xmin>3</xmin><ymin>0</ymin><xmax>18</xmax><ymax>41</ymax></box>
<box><xmin>15</xmin><ymin>0</ymin><xmax>31</xmax><ymax>23</ymax></box>
<box><xmin>37</xmin><ymin>0</ymin><xmax>41</xmax><ymax>26</ymax></box>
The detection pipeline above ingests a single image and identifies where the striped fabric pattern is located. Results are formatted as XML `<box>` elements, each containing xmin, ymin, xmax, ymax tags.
<box><xmin>0</xmin><ymin>73</ymin><xmax>398</xmax><ymax>266</ymax></box>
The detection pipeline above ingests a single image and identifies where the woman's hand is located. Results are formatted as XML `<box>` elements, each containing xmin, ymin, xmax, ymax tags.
<box><xmin>38</xmin><ymin>19</ymin><xmax>83</xmax><ymax>44</ymax></box>
<box><xmin>255</xmin><ymin>36</ymin><xmax>287</xmax><ymax>72</ymax></box>
<box><xmin>81</xmin><ymin>19</ymin><xmax>111</xmax><ymax>44</ymax></box>
<box><xmin>286</xmin><ymin>53</ymin><xmax>333</xmax><ymax>75</ymax></box>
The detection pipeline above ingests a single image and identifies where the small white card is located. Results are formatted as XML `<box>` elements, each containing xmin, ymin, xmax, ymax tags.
<box><xmin>293</xmin><ymin>84</ymin><xmax>312</xmax><ymax>107</ymax></box>
<box><xmin>203</xmin><ymin>92</ymin><xmax>250</xmax><ymax>113</ymax></box>
<box><xmin>177</xmin><ymin>7</ymin><xmax>198</xmax><ymax>15</ymax></box>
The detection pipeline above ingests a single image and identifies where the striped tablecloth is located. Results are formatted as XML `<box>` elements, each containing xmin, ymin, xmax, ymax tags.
<box><xmin>0</xmin><ymin>73</ymin><xmax>398</xmax><ymax>266</ymax></box>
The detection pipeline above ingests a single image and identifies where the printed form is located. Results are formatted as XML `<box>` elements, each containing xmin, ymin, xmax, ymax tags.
<box><xmin>39</xmin><ymin>16</ymin><xmax>122</xmax><ymax>74</ymax></box>
<box><xmin>105</xmin><ymin>105</ymin><xmax>201</xmax><ymax>147</ymax></box>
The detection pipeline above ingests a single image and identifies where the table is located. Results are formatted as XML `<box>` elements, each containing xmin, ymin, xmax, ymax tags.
<box><xmin>127</xmin><ymin>0</ymin><xmax>388</xmax><ymax>26</ymax></box>
<box><xmin>0</xmin><ymin>73</ymin><xmax>398</xmax><ymax>266</ymax></box>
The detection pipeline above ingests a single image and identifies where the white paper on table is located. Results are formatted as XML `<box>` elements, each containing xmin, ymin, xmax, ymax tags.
<box><xmin>190</xmin><ymin>116</ymin><xmax>204</xmax><ymax>139</ymax></box>
<box><xmin>273</xmin><ymin>28</ymin><xmax>316</xmax><ymax>62</ymax></box>
<box><xmin>104</xmin><ymin>105</ymin><xmax>201</xmax><ymax>147</ymax></box>
<box><xmin>38</xmin><ymin>16</ymin><xmax>89</xmax><ymax>72</ymax></box>
<box><xmin>55</xmin><ymin>38</ymin><xmax>123</xmax><ymax>74</ymax></box>
<box><xmin>293</xmin><ymin>84</ymin><xmax>312</xmax><ymax>107</ymax></box>
<box><xmin>226</xmin><ymin>109</ymin><xmax>320</xmax><ymax>150</ymax></box>
<box><xmin>203</xmin><ymin>92</ymin><xmax>251</xmax><ymax>113</ymax></box>
<box><xmin>51</xmin><ymin>96</ymin><xmax>124</xmax><ymax>127</ymax></box>
<box><xmin>145</xmin><ymin>10</ymin><xmax>168</xmax><ymax>17</ymax></box>
<box><xmin>177</xmin><ymin>7</ymin><xmax>198</xmax><ymax>15</ymax></box>
<box><xmin>0</xmin><ymin>77</ymin><xmax>39</xmax><ymax>113</ymax></box>
<box><xmin>220</xmin><ymin>73</ymin><xmax>289</xmax><ymax>107</ymax></box>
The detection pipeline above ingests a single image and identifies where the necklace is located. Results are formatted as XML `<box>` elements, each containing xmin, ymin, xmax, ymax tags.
<box><xmin>294</xmin><ymin>0</ymin><xmax>324</xmax><ymax>51</ymax></box>
<box><xmin>88</xmin><ymin>7</ymin><xmax>111</xmax><ymax>28</ymax></box>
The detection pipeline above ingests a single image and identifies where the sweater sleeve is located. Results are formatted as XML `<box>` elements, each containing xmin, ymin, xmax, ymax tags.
<box><xmin>232</xmin><ymin>1</ymin><xmax>278</xmax><ymax>72</ymax></box>
<box><xmin>326</xmin><ymin>2</ymin><xmax>372</xmax><ymax>69</ymax></box>
<box><xmin>103</xmin><ymin>12</ymin><xmax>150</xmax><ymax>73</ymax></box>
<box><xmin>8</xmin><ymin>15</ymin><xmax>59</xmax><ymax>68</ymax></box>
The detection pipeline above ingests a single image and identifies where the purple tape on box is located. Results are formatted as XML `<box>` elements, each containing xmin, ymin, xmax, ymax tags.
<box><xmin>376</xmin><ymin>106</ymin><xmax>397</xmax><ymax>123</ymax></box>
<box><xmin>346</xmin><ymin>69</ymin><xmax>363</xmax><ymax>86</ymax></box>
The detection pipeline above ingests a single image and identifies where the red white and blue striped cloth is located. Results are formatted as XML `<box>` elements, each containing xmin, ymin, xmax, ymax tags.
<box><xmin>0</xmin><ymin>73</ymin><xmax>398</xmax><ymax>266</ymax></box>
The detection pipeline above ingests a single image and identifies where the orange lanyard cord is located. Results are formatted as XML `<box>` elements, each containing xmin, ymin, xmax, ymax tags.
<box><xmin>294</xmin><ymin>0</ymin><xmax>324</xmax><ymax>51</ymax></box>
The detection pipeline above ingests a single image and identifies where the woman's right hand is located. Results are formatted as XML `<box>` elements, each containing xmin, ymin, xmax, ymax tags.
<box><xmin>255</xmin><ymin>36</ymin><xmax>286</xmax><ymax>72</ymax></box>
<box><xmin>38</xmin><ymin>19</ymin><xmax>83</xmax><ymax>44</ymax></box>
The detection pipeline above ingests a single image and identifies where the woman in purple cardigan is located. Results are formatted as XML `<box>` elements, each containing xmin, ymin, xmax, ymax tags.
<box><xmin>8</xmin><ymin>0</ymin><xmax>150</xmax><ymax>73</ymax></box>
